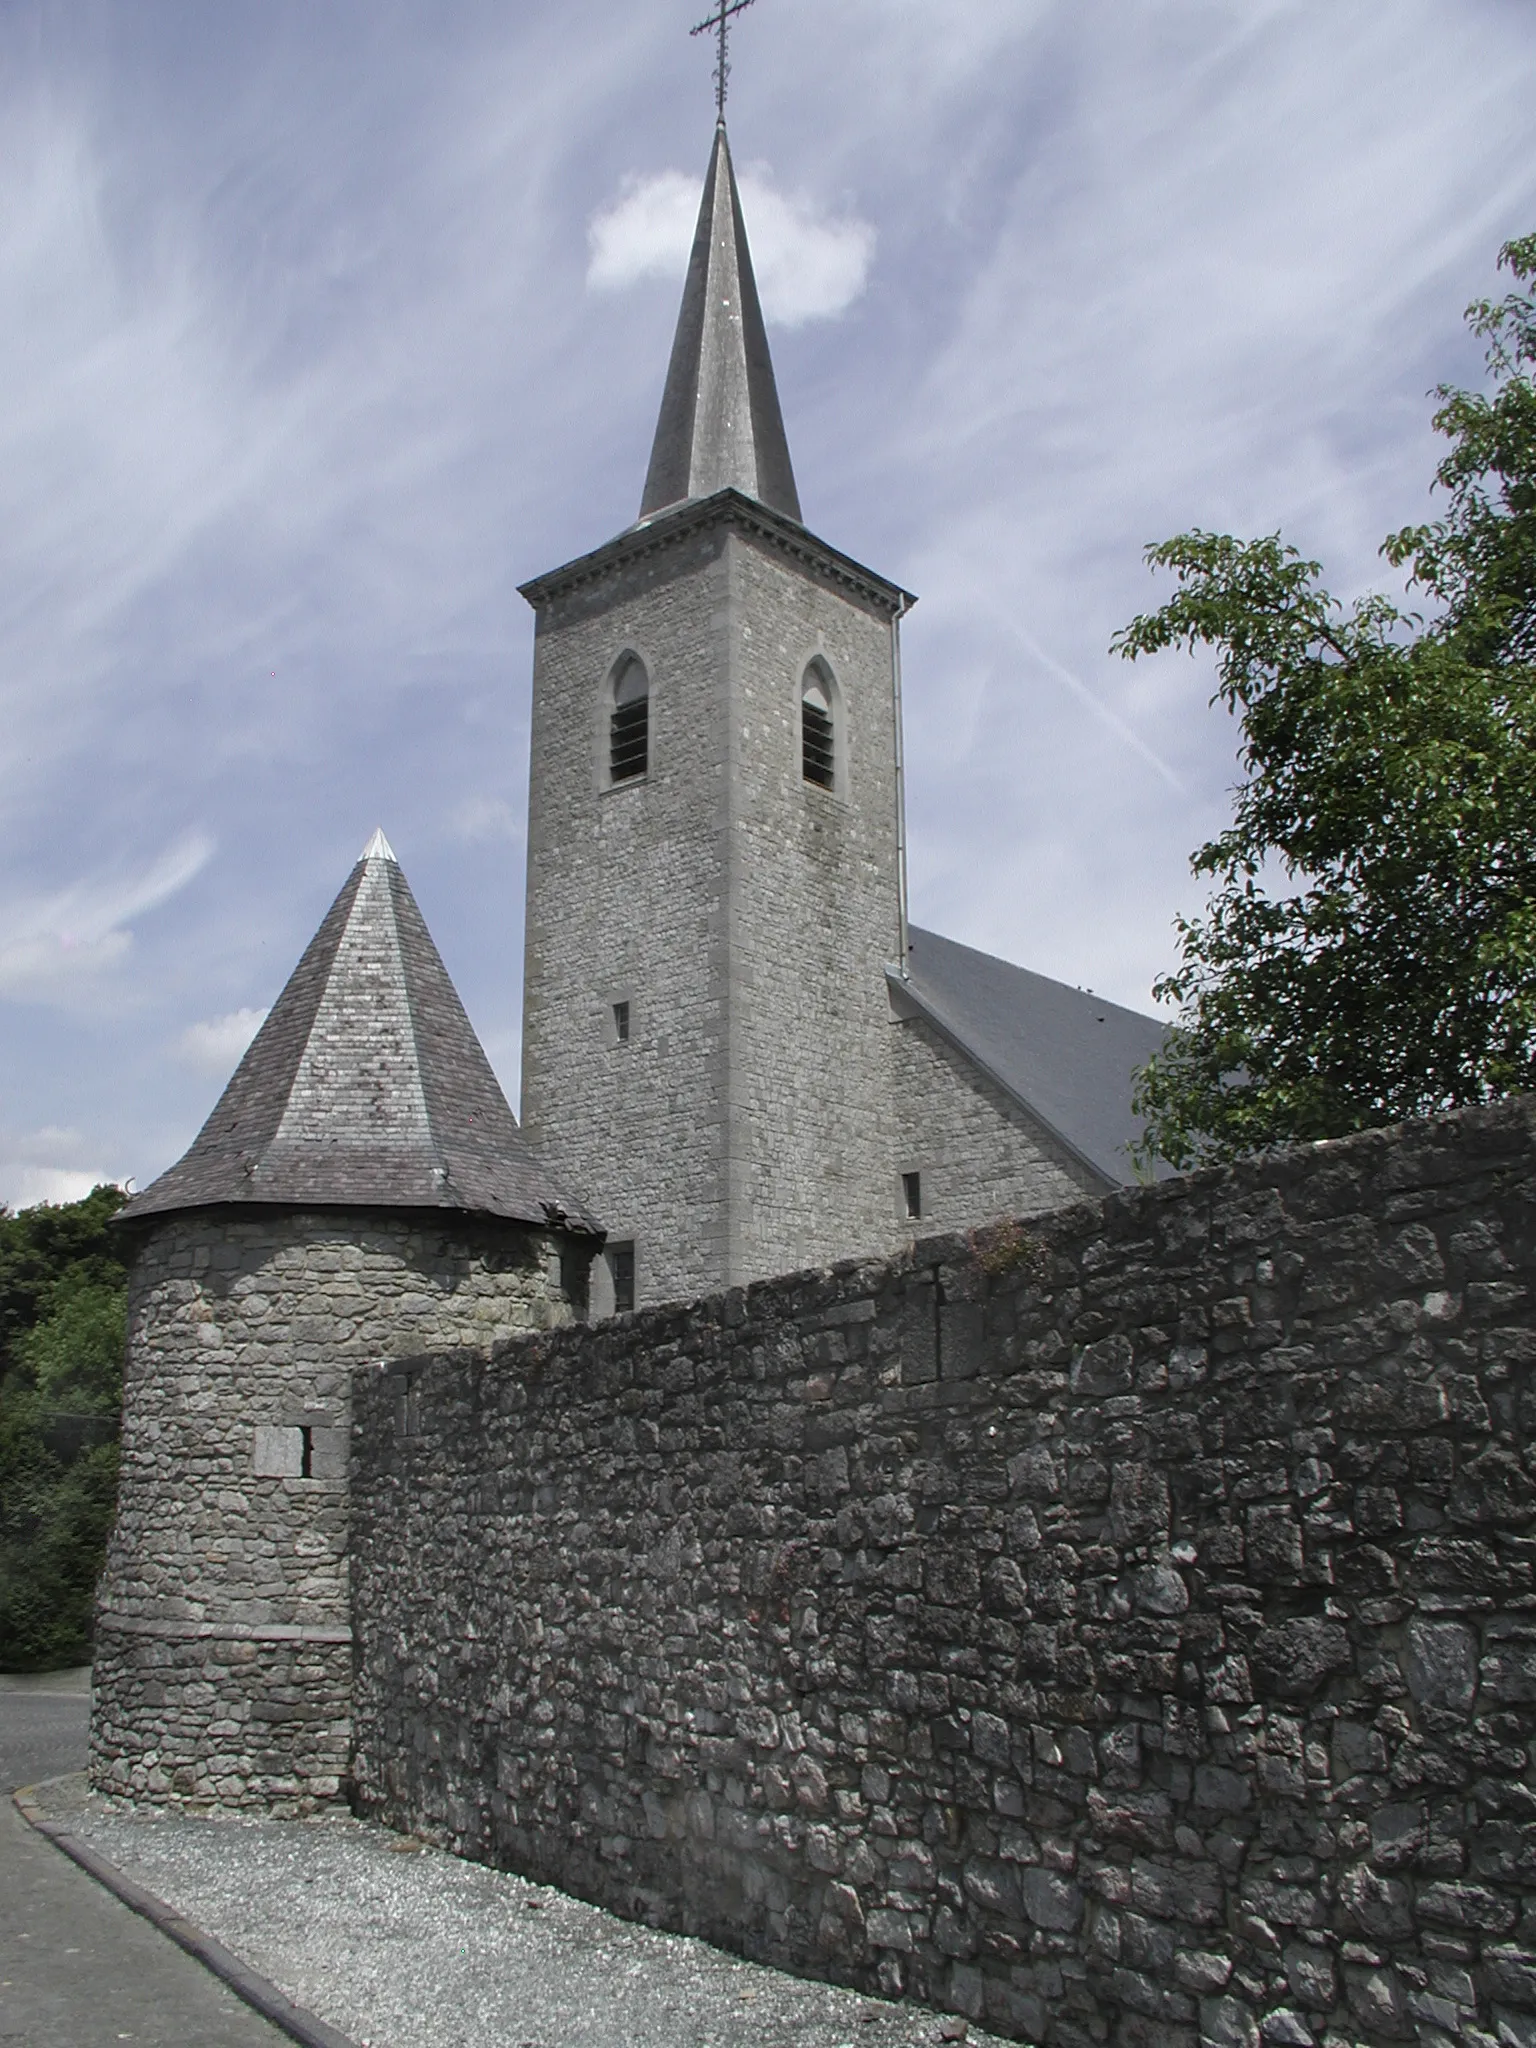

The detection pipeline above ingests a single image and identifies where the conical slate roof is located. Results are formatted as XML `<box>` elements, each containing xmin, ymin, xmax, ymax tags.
<box><xmin>638</xmin><ymin>123</ymin><xmax>801</xmax><ymax>523</ymax></box>
<box><xmin>123</xmin><ymin>834</ymin><xmax>594</xmax><ymax>1231</ymax></box>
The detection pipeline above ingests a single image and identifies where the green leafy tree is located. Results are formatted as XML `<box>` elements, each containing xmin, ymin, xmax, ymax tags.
<box><xmin>1117</xmin><ymin>233</ymin><xmax>1536</xmax><ymax>1170</ymax></box>
<box><xmin>0</xmin><ymin>1185</ymin><xmax>128</xmax><ymax>1669</ymax></box>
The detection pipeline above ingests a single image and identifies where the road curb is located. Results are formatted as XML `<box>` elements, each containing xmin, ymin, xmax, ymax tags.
<box><xmin>12</xmin><ymin>1782</ymin><xmax>361</xmax><ymax>2048</ymax></box>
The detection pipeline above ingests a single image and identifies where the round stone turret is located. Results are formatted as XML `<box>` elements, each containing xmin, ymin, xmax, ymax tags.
<box><xmin>91</xmin><ymin>833</ymin><xmax>598</xmax><ymax>1810</ymax></box>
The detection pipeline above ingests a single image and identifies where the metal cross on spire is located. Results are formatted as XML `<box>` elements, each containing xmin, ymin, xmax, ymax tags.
<box><xmin>691</xmin><ymin>0</ymin><xmax>755</xmax><ymax>122</ymax></box>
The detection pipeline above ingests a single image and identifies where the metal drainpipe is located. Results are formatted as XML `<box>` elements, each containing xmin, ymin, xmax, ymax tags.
<box><xmin>890</xmin><ymin>597</ymin><xmax>912</xmax><ymax>977</ymax></box>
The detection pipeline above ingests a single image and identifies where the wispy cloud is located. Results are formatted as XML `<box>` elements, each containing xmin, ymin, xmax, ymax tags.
<box><xmin>0</xmin><ymin>835</ymin><xmax>213</xmax><ymax>1001</ymax></box>
<box><xmin>1008</xmin><ymin>622</ymin><xmax>1186</xmax><ymax>796</ymax></box>
<box><xmin>873</xmin><ymin>1</ymin><xmax>1536</xmax><ymax>998</ymax></box>
<box><xmin>587</xmin><ymin>165</ymin><xmax>874</xmax><ymax>325</ymax></box>
<box><xmin>0</xmin><ymin>0</ymin><xmax>1532</xmax><ymax>1194</ymax></box>
<box><xmin>0</xmin><ymin>96</ymin><xmax>312</xmax><ymax>806</ymax></box>
<box><xmin>449</xmin><ymin>795</ymin><xmax>524</xmax><ymax>846</ymax></box>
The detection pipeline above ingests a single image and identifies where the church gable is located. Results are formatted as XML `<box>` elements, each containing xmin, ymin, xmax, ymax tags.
<box><xmin>890</xmin><ymin>989</ymin><xmax>1101</xmax><ymax>1237</ymax></box>
<box><xmin>893</xmin><ymin>925</ymin><xmax>1170</xmax><ymax>1192</ymax></box>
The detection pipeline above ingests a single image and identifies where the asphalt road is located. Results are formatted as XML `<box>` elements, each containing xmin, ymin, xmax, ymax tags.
<box><xmin>0</xmin><ymin>1669</ymin><xmax>291</xmax><ymax>2048</ymax></box>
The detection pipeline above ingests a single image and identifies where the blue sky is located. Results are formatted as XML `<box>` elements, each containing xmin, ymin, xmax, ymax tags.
<box><xmin>2</xmin><ymin>0</ymin><xmax>1533</xmax><ymax>1207</ymax></box>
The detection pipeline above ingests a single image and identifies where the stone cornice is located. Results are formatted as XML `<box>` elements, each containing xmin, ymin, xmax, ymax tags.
<box><xmin>518</xmin><ymin>488</ymin><xmax>916</xmax><ymax>619</ymax></box>
<box><xmin>98</xmin><ymin>1612</ymin><xmax>353</xmax><ymax>1645</ymax></box>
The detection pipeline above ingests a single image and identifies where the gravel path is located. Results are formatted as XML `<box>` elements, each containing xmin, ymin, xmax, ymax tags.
<box><xmin>33</xmin><ymin>1778</ymin><xmax>1007</xmax><ymax>2048</ymax></box>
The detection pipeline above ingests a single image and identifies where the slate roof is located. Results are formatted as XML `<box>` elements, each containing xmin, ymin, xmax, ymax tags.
<box><xmin>638</xmin><ymin>122</ymin><xmax>801</xmax><ymax>523</ymax></box>
<box><xmin>892</xmin><ymin>926</ymin><xmax>1175</xmax><ymax>1188</ymax></box>
<box><xmin>123</xmin><ymin>833</ymin><xmax>595</xmax><ymax>1231</ymax></box>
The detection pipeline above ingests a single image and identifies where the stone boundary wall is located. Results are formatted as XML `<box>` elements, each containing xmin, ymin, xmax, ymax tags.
<box><xmin>350</xmin><ymin>1101</ymin><xmax>1536</xmax><ymax>2048</ymax></box>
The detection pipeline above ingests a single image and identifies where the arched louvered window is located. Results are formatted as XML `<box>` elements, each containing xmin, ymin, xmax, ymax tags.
<box><xmin>802</xmin><ymin>672</ymin><xmax>835</xmax><ymax>790</ymax></box>
<box><xmin>609</xmin><ymin>657</ymin><xmax>649</xmax><ymax>784</ymax></box>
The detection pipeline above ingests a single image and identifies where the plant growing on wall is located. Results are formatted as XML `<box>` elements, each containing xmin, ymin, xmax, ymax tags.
<box><xmin>969</xmin><ymin>1218</ymin><xmax>1049</xmax><ymax>1284</ymax></box>
<box><xmin>0</xmin><ymin>1185</ymin><xmax>127</xmax><ymax>1670</ymax></box>
<box><xmin>1118</xmin><ymin>233</ymin><xmax>1536</xmax><ymax>1170</ymax></box>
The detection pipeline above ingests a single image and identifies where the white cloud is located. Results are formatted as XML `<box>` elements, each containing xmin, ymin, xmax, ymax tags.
<box><xmin>742</xmin><ymin>172</ymin><xmax>876</xmax><ymax>326</ymax></box>
<box><xmin>0</xmin><ymin>99</ymin><xmax>312</xmax><ymax>803</ymax></box>
<box><xmin>1</xmin><ymin>1164</ymin><xmax>105</xmax><ymax>1209</ymax></box>
<box><xmin>1009</xmin><ymin>620</ymin><xmax>1187</xmax><ymax>798</ymax></box>
<box><xmin>24</xmin><ymin>1124</ymin><xmax>85</xmax><ymax>1154</ymax></box>
<box><xmin>0</xmin><ymin>834</ymin><xmax>214</xmax><ymax>1001</ymax></box>
<box><xmin>0</xmin><ymin>1125</ymin><xmax>118</xmax><ymax>1211</ymax></box>
<box><xmin>587</xmin><ymin>166</ymin><xmax>874</xmax><ymax>325</ymax></box>
<box><xmin>176</xmin><ymin>1006</ymin><xmax>267</xmax><ymax>1073</ymax></box>
<box><xmin>587</xmin><ymin>171</ymin><xmax>697</xmax><ymax>294</ymax></box>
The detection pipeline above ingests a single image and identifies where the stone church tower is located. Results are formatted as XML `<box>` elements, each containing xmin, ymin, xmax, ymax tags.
<box><xmin>519</xmin><ymin>123</ymin><xmax>914</xmax><ymax>1310</ymax></box>
<box><xmin>519</xmin><ymin>119</ymin><xmax>1174</xmax><ymax>1315</ymax></box>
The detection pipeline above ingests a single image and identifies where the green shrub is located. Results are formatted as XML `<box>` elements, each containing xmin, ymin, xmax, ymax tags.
<box><xmin>0</xmin><ymin>1186</ymin><xmax>127</xmax><ymax>1670</ymax></box>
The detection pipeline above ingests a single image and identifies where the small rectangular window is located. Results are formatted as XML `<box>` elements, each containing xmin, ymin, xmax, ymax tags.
<box><xmin>610</xmin><ymin>1240</ymin><xmax>636</xmax><ymax>1314</ymax></box>
<box><xmin>613</xmin><ymin>1000</ymin><xmax>630</xmax><ymax>1043</ymax></box>
<box><xmin>902</xmin><ymin>1171</ymin><xmax>922</xmax><ymax>1220</ymax></box>
<box><xmin>300</xmin><ymin>1424</ymin><xmax>314</xmax><ymax>1478</ymax></box>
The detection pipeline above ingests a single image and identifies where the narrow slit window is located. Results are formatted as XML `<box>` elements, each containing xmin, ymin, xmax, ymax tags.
<box><xmin>902</xmin><ymin>1171</ymin><xmax>922</xmax><ymax>1221</ymax></box>
<box><xmin>612</xmin><ymin>1001</ymin><xmax>630</xmax><ymax>1043</ymax></box>
<box><xmin>802</xmin><ymin>677</ymin><xmax>835</xmax><ymax>789</ymax></box>
<box><xmin>299</xmin><ymin>1424</ymin><xmax>314</xmax><ymax>1478</ymax></box>
<box><xmin>610</xmin><ymin>1241</ymin><xmax>636</xmax><ymax>1314</ymax></box>
<box><xmin>610</xmin><ymin>659</ymin><xmax>649</xmax><ymax>783</ymax></box>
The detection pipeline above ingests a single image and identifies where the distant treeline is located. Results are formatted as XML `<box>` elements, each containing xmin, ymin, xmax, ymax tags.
<box><xmin>0</xmin><ymin>1186</ymin><xmax>127</xmax><ymax>1670</ymax></box>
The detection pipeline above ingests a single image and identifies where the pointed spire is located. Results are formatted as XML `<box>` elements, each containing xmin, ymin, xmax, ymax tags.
<box><xmin>639</xmin><ymin>124</ymin><xmax>801</xmax><ymax>523</ymax></box>
<box><xmin>124</xmin><ymin>848</ymin><xmax>593</xmax><ymax>1230</ymax></box>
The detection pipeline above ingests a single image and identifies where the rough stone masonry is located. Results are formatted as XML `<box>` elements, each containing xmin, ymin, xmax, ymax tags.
<box><xmin>93</xmin><ymin>1207</ymin><xmax>575</xmax><ymax>1809</ymax></box>
<box><xmin>350</xmin><ymin>1098</ymin><xmax>1536</xmax><ymax>2048</ymax></box>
